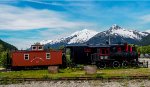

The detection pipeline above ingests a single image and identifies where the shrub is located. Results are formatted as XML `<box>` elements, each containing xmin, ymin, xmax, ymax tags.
<box><xmin>0</xmin><ymin>51</ymin><xmax>11</xmax><ymax>68</ymax></box>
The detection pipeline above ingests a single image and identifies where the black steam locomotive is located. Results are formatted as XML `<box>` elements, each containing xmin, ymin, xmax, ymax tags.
<box><xmin>64</xmin><ymin>43</ymin><xmax>139</xmax><ymax>68</ymax></box>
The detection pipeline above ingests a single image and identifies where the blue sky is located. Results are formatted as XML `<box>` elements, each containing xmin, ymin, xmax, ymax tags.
<box><xmin>0</xmin><ymin>0</ymin><xmax>150</xmax><ymax>49</ymax></box>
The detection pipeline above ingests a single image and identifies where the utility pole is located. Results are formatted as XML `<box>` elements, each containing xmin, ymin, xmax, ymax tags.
<box><xmin>109</xmin><ymin>34</ymin><xmax>111</xmax><ymax>45</ymax></box>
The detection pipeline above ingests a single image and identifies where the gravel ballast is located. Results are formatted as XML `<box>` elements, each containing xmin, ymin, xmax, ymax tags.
<box><xmin>1</xmin><ymin>79</ymin><xmax>150</xmax><ymax>87</ymax></box>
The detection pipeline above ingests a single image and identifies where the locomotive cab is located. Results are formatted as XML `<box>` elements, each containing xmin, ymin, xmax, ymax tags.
<box><xmin>97</xmin><ymin>47</ymin><xmax>110</xmax><ymax>60</ymax></box>
<box><xmin>64</xmin><ymin>45</ymin><xmax>92</xmax><ymax>65</ymax></box>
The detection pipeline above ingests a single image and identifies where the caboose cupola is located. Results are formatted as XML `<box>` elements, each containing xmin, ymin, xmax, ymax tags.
<box><xmin>31</xmin><ymin>43</ymin><xmax>44</xmax><ymax>51</ymax></box>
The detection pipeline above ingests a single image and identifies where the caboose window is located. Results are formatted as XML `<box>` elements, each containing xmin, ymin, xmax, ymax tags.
<box><xmin>38</xmin><ymin>46</ymin><xmax>43</xmax><ymax>50</ymax></box>
<box><xmin>32</xmin><ymin>46</ymin><xmax>37</xmax><ymax>50</ymax></box>
<box><xmin>46</xmin><ymin>53</ymin><xmax>50</xmax><ymax>59</ymax></box>
<box><xmin>24</xmin><ymin>54</ymin><xmax>29</xmax><ymax>60</ymax></box>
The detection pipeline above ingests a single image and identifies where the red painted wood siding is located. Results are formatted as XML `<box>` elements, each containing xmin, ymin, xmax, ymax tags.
<box><xmin>11</xmin><ymin>50</ymin><xmax>62</xmax><ymax>67</ymax></box>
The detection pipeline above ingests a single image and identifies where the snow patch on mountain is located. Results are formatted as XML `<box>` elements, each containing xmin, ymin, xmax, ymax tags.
<box><xmin>40</xmin><ymin>38</ymin><xmax>65</xmax><ymax>45</ymax></box>
<box><xmin>68</xmin><ymin>29</ymin><xmax>98</xmax><ymax>44</ymax></box>
<box><xmin>40</xmin><ymin>40</ymin><xmax>52</xmax><ymax>45</ymax></box>
<box><xmin>108</xmin><ymin>24</ymin><xmax>148</xmax><ymax>40</ymax></box>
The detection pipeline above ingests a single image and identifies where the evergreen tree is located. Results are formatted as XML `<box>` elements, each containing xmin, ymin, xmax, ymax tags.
<box><xmin>0</xmin><ymin>51</ymin><xmax>11</xmax><ymax>68</ymax></box>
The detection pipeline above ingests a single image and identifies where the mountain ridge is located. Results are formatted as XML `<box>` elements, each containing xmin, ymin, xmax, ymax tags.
<box><xmin>0</xmin><ymin>39</ymin><xmax>17</xmax><ymax>51</ymax></box>
<box><xmin>40</xmin><ymin>24</ymin><xmax>150</xmax><ymax>48</ymax></box>
<box><xmin>40</xmin><ymin>29</ymin><xmax>98</xmax><ymax>48</ymax></box>
<box><xmin>87</xmin><ymin>24</ymin><xmax>148</xmax><ymax>45</ymax></box>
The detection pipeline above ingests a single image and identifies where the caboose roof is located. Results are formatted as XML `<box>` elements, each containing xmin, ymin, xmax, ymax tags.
<box><xmin>31</xmin><ymin>45</ymin><xmax>44</xmax><ymax>46</ymax></box>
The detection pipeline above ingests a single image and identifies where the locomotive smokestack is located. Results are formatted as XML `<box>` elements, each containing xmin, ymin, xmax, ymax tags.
<box><xmin>106</xmin><ymin>35</ymin><xmax>111</xmax><ymax>45</ymax></box>
<box><xmin>124</xmin><ymin>43</ymin><xmax>128</xmax><ymax>52</ymax></box>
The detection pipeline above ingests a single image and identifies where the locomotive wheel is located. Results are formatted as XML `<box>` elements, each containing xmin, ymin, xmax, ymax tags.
<box><xmin>122</xmin><ymin>61</ymin><xmax>128</xmax><ymax>67</ymax></box>
<box><xmin>113</xmin><ymin>61</ymin><xmax>120</xmax><ymax>68</ymax></box>
<box><xmin>97</xmin><ymin>62</ymin><xmax>106</xmax><ymax>69</ymax></box>
<box><xmin>131</xmin><ymin>61</ymin><xmax>139</xmax><ymax>67</ymax></box>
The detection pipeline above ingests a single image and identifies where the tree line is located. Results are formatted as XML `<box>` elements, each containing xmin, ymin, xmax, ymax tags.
<box><xmin>0</xmin><ymin>44</ymin><xmax>11</xmax><ymax>68</ymax></box>
<box><xmin>137</xmin><ymin>45</ymin><xmax>150</xmax><ymax>54</ymax></box>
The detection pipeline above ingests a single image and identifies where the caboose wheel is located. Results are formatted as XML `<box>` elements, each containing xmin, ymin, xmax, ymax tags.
<box><xmin>113</xmin><ymin>61</ymin><xmax>120</xmax><ymax>68</ymax></box>
<box><xmin>122</xmin><ymin>61</ymin><xmax>128</xmax><ymax>67</ymax></box>
<box><xmin>97</xmin><ymin>62</ymin><xmax>106</xmax><ymax>69</ymax></box>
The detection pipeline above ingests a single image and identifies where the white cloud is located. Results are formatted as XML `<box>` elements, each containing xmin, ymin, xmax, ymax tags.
<box><xmin>25</xmin><ymin>0</ymin><xmax>53</xmax><ymax>5</ymax></box>
<box><xmin>26</xmin><ymin>0</ymin><xmax>94</xmax><ymax>7</ymax></box>
<box><xmin>25</xmin><ymin>0</ymin><xmax>67</xmax><ymax>6</ymax></box>
<box><xmin>0</xmin><ymin>4</ymin><xmax>93</xmax><ymax>30</ymax></box>
<box><xmin>139</xmin><ymin>14</ymin><xmax>150</xmax><ymax>23</ymax></box>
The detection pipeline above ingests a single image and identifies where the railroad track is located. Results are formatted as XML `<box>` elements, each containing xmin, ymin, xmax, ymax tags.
<box><xmin>0</xmin><ymin>76</ymin><xmax>150</xmax><ymax>82</ymax></box>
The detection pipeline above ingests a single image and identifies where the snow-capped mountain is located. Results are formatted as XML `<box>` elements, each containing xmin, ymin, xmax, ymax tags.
<box><xmin>40</xmin><ymin>24</ymin><xmax>150</xmax><ymax>48</ymax></box>
<box><xmin>108</xmin><ymin>24</ymin><xmax>148</xmax><ymax>40</ymax></box>
<box><xmin>68</xmin><ymin>29</ymin><xmax>98</xmax><ymax>44</ymax></box>
<box><xmin>87</xmin><ymin>24</ymin><xmax>149</xmax><ymax>44</ymax></box>
<box><xmin>40</xmin><ymin>29</ymin><xmax>98</xmax><ymax>48</ymax></box>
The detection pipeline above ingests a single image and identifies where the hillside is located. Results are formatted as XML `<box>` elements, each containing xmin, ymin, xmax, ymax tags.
<box><xmin>0</xmin><ymin>39</ymin><xmax>17</xmax><ymax>51</ymax></box>
<box><xmin>139</xmin><ymin>34</ymin><xmax>150</xmax><ymax>46</ymax></box>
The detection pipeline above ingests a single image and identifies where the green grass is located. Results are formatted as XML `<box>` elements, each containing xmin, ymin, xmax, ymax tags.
<box><xmin>96</xmin><ymin>68</ymin><xmax>150</xmax><ymax>78</ymax></box>
<box><xmin>0</xmin><ymin>68</ymin><xmax>85</xmax><ymax>79</ymax></box>
<box><xmin>0</xmin><ymin>66</ymin><xmax>3</xmax><ymax>68</ymax></box>
<box><xmin>0</xmin><ymin>68</ymin><xmax>150</xmax><ymax>79</ymax></box>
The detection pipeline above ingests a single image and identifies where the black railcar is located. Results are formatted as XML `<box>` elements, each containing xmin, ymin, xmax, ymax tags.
<box><xmin>65</xmin><ymin>43</ymin><xmax>139</xmax><ymax>68</ymax></box>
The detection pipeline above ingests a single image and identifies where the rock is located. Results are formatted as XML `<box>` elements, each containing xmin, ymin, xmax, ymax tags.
<box><xmin>84</xmin><ymin>65</ymin><xmax>97</xmax><ymax>74</ymax></box>
<box><xmin>48</xmin><ymin>66</ymin><xmax>59</xmax><ymax>74</ymax></box>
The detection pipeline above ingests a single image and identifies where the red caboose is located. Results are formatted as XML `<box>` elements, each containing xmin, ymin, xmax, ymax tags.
<box><xmin>11</xmin><ymin>44</ymin><xmax>62</xmax><ymax>69</ymax></box>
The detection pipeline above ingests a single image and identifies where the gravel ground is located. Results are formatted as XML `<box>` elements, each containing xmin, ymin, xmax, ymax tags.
<box><xmin>1</xmin><ymin>80</ymin><xmax>150</xmax><ymax>87</ymax></box>
<box><xmin>139</xmin><ymin>58</ymin><xmax>150</xmax><ymax>68</ymax></box>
